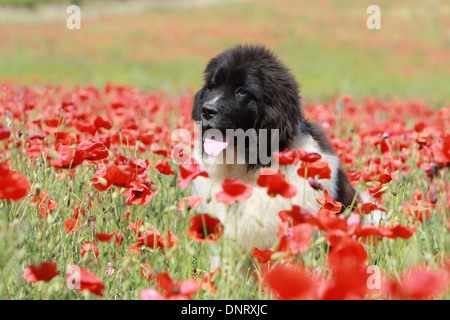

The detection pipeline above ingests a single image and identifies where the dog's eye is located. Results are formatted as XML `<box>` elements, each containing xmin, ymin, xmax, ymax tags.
<box><xmin>236</xmin><ymin>88</ymin><xmax>247</xmax><ymax>96</ymax></box>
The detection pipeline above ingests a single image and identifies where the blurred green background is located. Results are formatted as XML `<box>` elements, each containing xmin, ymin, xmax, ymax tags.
<box><xmin>0</xmin><ymin>0</ymin><xmax>449</xmax><ymax>104</ymax></box>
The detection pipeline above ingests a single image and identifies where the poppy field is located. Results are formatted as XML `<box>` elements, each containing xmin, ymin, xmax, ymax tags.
<box><xmin>0</xmin><ymin>0</ymin><xmax>449</xmax><ymax>301</ymax></box>
<box><xmin>0</xmin><ymin>83</ymin><xmax>449</xmax><ymax>300</ymax></box>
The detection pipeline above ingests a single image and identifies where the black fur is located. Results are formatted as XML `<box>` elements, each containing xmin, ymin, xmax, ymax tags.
<box><xmin>192</xmin><ymin>44</ymin><xmax>303</xmax><ymax>167</ymax></box>
<box><xmin>192</xmin><ymin>44</ymin><xmax>357</xmax><ymax>208</ymax></box>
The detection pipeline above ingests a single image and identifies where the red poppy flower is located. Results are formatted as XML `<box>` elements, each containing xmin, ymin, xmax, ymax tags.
<box><xmin>273</xmin><ymin>148</ymin><xmax>299</xmax><ymax>165</ymax></box>
<box><xmin>32</xmin><ymin>190</ymin><xmax>59</xmax><ymax>219</ymax></box>
<box><xmin>320</xmin><ymin>266</ymin><xmax>370</xmax><ymax>300</ymax></box>
<box><xmin>383</xmin><ymin>224</ymin><xmax>417</xmax><ymax>239</ymax></box>
<box><xmin>93</xmin><ymin>116</ymin><xmax>112</xmax><ymax>130</ymax></box>
<box><xmin>298</xmin><ymin>149</ymin><xmax>322</xmax><ymax>162</ymax></box>
<box><xmin>138</xmin><ymin>132</ymin><xmax>156</xmax><ymax>145</ymax></box>
<box><xmin>355</xmin><ymin>202</ymin><xmax>387</xmax><ymax>215</ymax></box>
<box><xmin>54</xmin><ymin>132</ymin><xmax>80</xmax><ymax>149</ymax></box>
<box><xmin>354</xmin><ymin>223</ymin><xmax>417</xmax><ymax>241</ymax></box>
<box><xmin>125</xmin><ymin>157</ymin><xmax>152</xmax><ymax>177</ymax></box>
<box><xmin>201</xmin><ymin>267</ymin><xmax>221</xmax><ymax>295</ymax></box>
<box><xmin>126</xmin><ymin>218</ymin><xmax>144</xmax><ymax>236</ymax></box>
<box><xmin>0</xmin><ymin>125</ymin><xmax>11</xmax><ymax>140</ymax></box>
<box><xmin>24</xmin><ymin>262</ymin><xmax>60</xmax><ymax>283</ymax></box>
<box><xmin>140</xmin><ymin>288</ymin><xmax>167</xmax><ymax>300</ymax></box>
<box><xmin>156</xmin><ymin>272</ymin><xmax>200</xmax><ymax>299</ymax></box>
<box><xmin>377</xmin><ymin>169</ymin><xmax>398</xmax><ymax>184</ymax></box>
<box><xmin>387</xmin><ymin>267</ymin><xmax>448</xmax><ymax>300</ymax></box>
<box><xmin>64</xmin><ymin>218</ymin><xmax>81</xmax><ymax>234</ymax></box>
<box><xmin>45</xmin><ymin>118</ymin><xmax>61</xmax><ymax>128</ymax></box>
<box><xmin>347</xmin><ymin>169</ymin><xmax>361</xmax><ymax>182</ymax></box>
<box><xmin>403</xmin><ymin>205</ymin><xmax>431</xmax><ymax>223</ymax></box>
<box><xmin>367</xmin><ymin>183</ymin><xmax>385</xmax><ymax>199</ymax></box>
<box><xmin>80</xmin><ymin>241</ymin><xmax>99</xmax><ymax>262</ymax></box>
<box><xmin>72</xmin><ymin>206</ymin><xmax>86</xmax><ymax>220</ymax></box>
<box><xmin>309</xmin><ymin>208</ymin><xmax>347</xmax><ymax>233</ymax></box>
<box><xmin>152</xmin><ymin>144</ymin><xmax>169</xmax><ymax>157</ymax></box>
<box><xmin>51</xmin><ymin>145</ymin><xmax>86</xmax><ymax>169</ymax></box>
<box><xmin>111</xmin><ymin>128</ymin><xmax>137</xmax><ymax>146</ymax></box>
<box><xmin>414</xmin><ymin>120</ymin><xmax>426</xmax><ymax>132</ymax></box>
<box><xmin>124</xmin><ymin>181</ymin><xmax>158</xmax><ymax>206</ymax></box>
<box><xmin>115</xmin><ymin>231</ymin><xmax>124</xmax><ymax>247</ymax></box>
<box><xmin>92</xmin><ymin>164</ymin><xmax>137</xmax><ymax>191</ymax></box>
<box><xmin>275</xmin><ymin>221</ymin><xmax>312</xmax><ymax>255</ymax></box>
<box><xmin>316</xmin><ymin>189</ymin><xmax>342</xmax><ymax>213</ymax></box>
<box><xmin>215</xmin><ymin>178</ymin><xmax>253</xmax><ymax>205</ymax></box>
<box><xmin>432</xmin><ymin>132</ymin><xmax>450</xmax><ymax>165</ymax></box>
<box><xmin>353</xmin><ymin>224</ymin><xmax>384</xmax><ymax>239</ymax></box>
<box><xmin>328</xmin><ymin>237</ymin><xmax>368</xmax><ymax>271</ymax></box>
<box><xmin>137</xmin><ymin>228</ymin><xmax>165</xmax><ymax>249</ymax></box>
<box><xmin>165</xmin><ymin>230</ymin><xmax>179</xmax><ymax>249</ymax></box>
<box><xmin>278</xmin><ymin>205</ymin><xmax>314</xmax><ymax>225</ymax></box>
<box><xmin>178</xmin><ymin>163</ymin><xmax>209</xmax><ymax>189</ymax></box>
<box><xmin>0</xmin><ymin>161</ymin><xmax>9</xmax><ymax>175</ymax></box>
<box><xmin>121</xmin><ymin>211</ymin><xmax>132</xmax><ymax>221</ymax></box>
<box><xmin>375</xmin><ymin>135</ymin><xmax>391</xmax><ymax>154</ymax></box>
<box><xmin>0</xmin><ymin>164</ymin><xmax>30</xmax><ymax>201</ymax></box>
<box><xmin>412</xmin><ymin>130</ymin><xmax>433</xmax><ymax>146</ymax></box>
<box><xmin>263</xmin><ymin>263</ymin><xmax>316</xmax><ymax>300</ymax></box>
<box><xmin>177</xmin><ymin>196</ymin><xmax>204</xmax><ymax>212</ymax></box>
<box><xmin>75</xmin><ymin>121</ymin><xmax>97</xmax><ymax>136</ymax></box>
<box><xmin>127</xmin><ymin>242</ymin><xmax>143</xmax><ymax>257</ymax></box>
<box><xmin>297</xmin><ymin>160</ymin><xmax>332</xmax><ymax>180</ymax></box>
<box><xmin>66</xmin><ymin>264</ymin><xmax>106</xmax><ymax>297</ymax></box>
<box><xmin>90</xmin><ymin>176</ymin><xmax>111</xmax><ymax>192</ymax></box>
<box><xmin>188</xmin><ymin>213</ymin><xmax>223</xmax><ymax>243</ymax></box>
<box><xmin>141</xmin><ymin>272</ymin><xmax>200</xmax><ymax>300</ymax></box>
<box><xmin>104</xmin><ymin>164</ymin><xmax>137</xmax><ymax>187</ymax></box>
<box><xmin>95</xmin><ymin>231</ymin><xmax>117</xmax><ymax>242</ymax></box>
<box><xmin>251</xmin><ymin>247</ymin><xmax>274</xmax><ymax>263</ymax></box>
<box><xmin>325</xmin><ymin>237</ymin><xmax>369</xmax><ymax>299</ymax></box>
<box><xmin>155</xmin><ymin>159</ymin><xmax>175</xmax><ymax>176</ymax></box>
<box><xmin>77</xmin><ymin>140</ymin><xmax>109</xmax><ymax>161</ymax></box>
<box><xmin>257</xmin><ymin>169</ymin><xmax>297</xmax><ymax>198</ymax></box>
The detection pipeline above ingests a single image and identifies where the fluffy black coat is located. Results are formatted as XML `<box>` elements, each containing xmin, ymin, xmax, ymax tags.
<box><xmin>192</xmin><ymin>44</ymin><xmax>356</xmax><ymax>208</ymax></box>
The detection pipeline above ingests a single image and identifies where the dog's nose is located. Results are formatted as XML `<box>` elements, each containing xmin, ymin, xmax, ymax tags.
<box><xmin>201</xmin><ymin>105</ymin><xmax>218</xmax><ymax>120</ymax></box>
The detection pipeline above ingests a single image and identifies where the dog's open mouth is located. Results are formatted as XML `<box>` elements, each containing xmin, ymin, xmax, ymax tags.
<box><xmin>203</xmin><ymin>130</ymin><xmax>229</xmax><ymax>157</ymax></box>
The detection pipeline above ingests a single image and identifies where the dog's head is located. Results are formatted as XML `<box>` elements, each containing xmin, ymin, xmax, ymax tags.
<box><xmin>192</xmin><ymin>44</ymin><xmax>304</xmax><ymax>168</ymax></box>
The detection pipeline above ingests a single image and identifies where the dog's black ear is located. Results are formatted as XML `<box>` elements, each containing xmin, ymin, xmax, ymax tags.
<box><xmin>257</xmin><ymin>82</ymin><xmax>303</xmax><ymax>152</ymax></box>
<box><xmin>192</xmin><ymin>89</ymin><xmax>203</xmax><ymax>121</ymax></box>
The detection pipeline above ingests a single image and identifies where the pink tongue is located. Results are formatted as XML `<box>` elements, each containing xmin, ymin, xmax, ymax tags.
<box><xmin>204</xmin><ymin>135</ymin><xmax>229</xmax><ymax>157</ymax></box>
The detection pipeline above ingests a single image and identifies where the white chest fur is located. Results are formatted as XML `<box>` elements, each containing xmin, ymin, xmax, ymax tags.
<box><xmin>191</xmin><ymin>133</ymin><xmax>340</xmax><ymax>252</ymax></box>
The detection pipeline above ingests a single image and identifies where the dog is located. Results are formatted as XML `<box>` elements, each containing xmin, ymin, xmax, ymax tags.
<box><xmin>190</xmin><ymin>44</ymin><xmax>378</xmax><ymax>268</ymax></box>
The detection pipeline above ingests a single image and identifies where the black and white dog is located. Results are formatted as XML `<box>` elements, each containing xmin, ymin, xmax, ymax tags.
<box><xmin>191</xmin><ymin>44</ymin><xmax>377</xmax><ymax>261</ymax></box>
